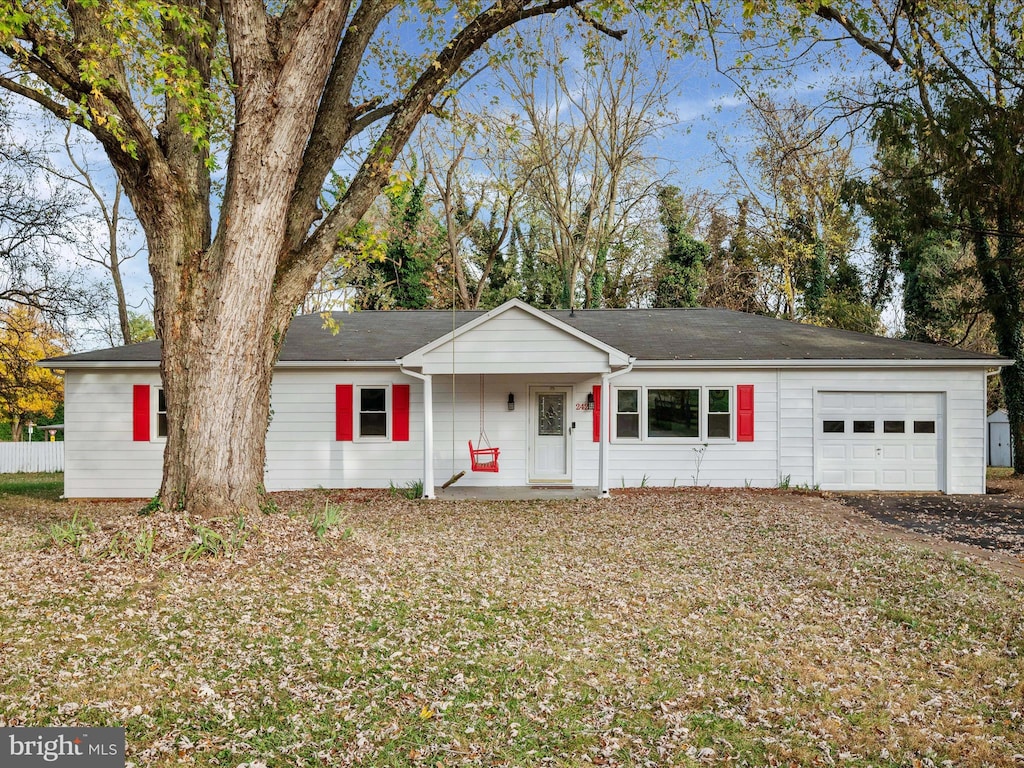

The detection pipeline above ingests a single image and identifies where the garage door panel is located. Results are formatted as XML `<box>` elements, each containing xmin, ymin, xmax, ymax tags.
<box><xmin>820</xmin><ymin>393</ymin><xmax>848</xmax><ymax>409</ymax></box>
<box><xmin>821</xmin><ymin>469</ymin><xmax>847</xmax><ymax>484</ymax></box>
<box><xmin>816</xmin><ymin>391</ymin><xmax>942</xmax><ymax>492</ymax></box>
<box><xmin>882</xmin><ymin>469</ymin><xmax>908</xmax><ymax>484</ymax></box>
<box><xmin>851</xmin><ymin>445</ymin><xmax>877</xmax><ymax>460</ymax></box>
<box><xmin>882</xmin><ymin>444</ymin><xmax>907</xmax><ymax>460</ymax></box>
<box><xmin>820</xmin><ymin>444</ymin><xmax>848</xmax><ymax>460</ymax></box>
<box><xmin>881</xmin><ymin>394</ymin><xmax>907</xmax><ymax>410</ymax></box>
<box><xmin>851</xmin><ymin>469</ymin><xmax>878</xmax><ymax>484</ymax></box>
<box><xmin>912</xmin><ymin>444</ymin><xmax>937</xmax><ymax>460</ymax></box>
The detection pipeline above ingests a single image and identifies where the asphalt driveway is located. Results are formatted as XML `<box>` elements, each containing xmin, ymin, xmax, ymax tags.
<box><xmin>837</xmin><ymin>491</ymin><xmax>1024</xmax><ymax>560</ymax></box>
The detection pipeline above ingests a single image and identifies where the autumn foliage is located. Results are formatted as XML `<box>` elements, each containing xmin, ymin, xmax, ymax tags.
<box><xmin>0</xmin><ymin>305</ymin><xmax>65</xmax><ymax>440</ymax></box>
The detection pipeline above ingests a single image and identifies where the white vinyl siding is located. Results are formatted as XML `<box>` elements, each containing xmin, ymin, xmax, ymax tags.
<box><xmin>58</xmin><ymin>364</ymin><xmax>989</xmax><ymax>498</ymax></box>
<box><xmin>63</xmin><ymin>371</ymin><xmax>165</xmax><ymax>498</ymax></box>
<box><xmin>416</xmin><ymin>308</ymin><xmax>612</xmax><ymax>375</ymax></box>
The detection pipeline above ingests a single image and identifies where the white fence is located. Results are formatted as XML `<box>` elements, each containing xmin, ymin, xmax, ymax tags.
<box><xmin>0</xmin><ymin>442</ymin><xmax>64</xmax><ymax>473</ymax></box>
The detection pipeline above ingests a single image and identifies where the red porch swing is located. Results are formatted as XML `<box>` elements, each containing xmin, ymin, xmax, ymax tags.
<box><xmin>468</xmin><ymin>374</ymin><xmax>500</xmax><ymax>472</ymax></box>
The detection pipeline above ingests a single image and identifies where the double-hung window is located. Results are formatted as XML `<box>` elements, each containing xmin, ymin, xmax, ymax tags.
<box><xmin>615</xmin><ymin>388</ymin><xmax>641</xmax><ymax>439</ymax></box>
<box><xmin>358</xmin><ymin>386</ymin><xmax>389</xmax><ymax>439</ymax></box>
<box><xmin>156</xmin><ymin>388</ymin><xmax>168</xmax><ymax>439</ymax></box>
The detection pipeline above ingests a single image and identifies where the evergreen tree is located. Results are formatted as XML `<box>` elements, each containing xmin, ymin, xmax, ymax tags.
<box><xmin>653</xmin><ymin>186</ymin><xmax>706</xmax><ymax>308</ymax></box>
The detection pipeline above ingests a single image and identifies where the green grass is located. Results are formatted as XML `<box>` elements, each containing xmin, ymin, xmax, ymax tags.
<box><xmin>0</xmin><ymin>471</ymin><xmax>63</xmax><ymax>500</ymax></box>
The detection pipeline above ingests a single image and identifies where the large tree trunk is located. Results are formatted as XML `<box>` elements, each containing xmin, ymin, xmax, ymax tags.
<box><xmin>159</xmin><ymin>296</ymin><xmax>283</xmax><ymax>516</ymax></box>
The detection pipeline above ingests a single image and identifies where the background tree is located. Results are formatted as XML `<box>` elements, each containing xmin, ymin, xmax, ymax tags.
<box><xmin>716</xmin><ymin>99</ymin><xmax>877</xmax><ymax>330</ymax></box>
<box><xmin>417</xmin><ymin>110</ymin><xmax>524</xmax><ymax>310</ymax></box>
<box><xmin>348</xmin><ymin>174</ymin><xmax>439</xmax><ymax>310</ymax></box>
<box><xmin>0</xmin><ymin>305</ymin><xmax>65</xmax><ymax>441</ymax></box>
<box><xmin>0</xmin><ymin>105</ymin><xmax>106</xmax><ymax>327</ymax></box>
<box><xmin>703</xmin><ymin>200</ymin><xmax>763</xmax><ymax>314</ymax></box>
<box><xmin>652</xmin><ymin>185</ymin><xmax>706</xmax><ymax>307</ymax></box>
<box><xmin>500</xmin><ymin>29</ymin><xmax>672</xmax><ymax>308</ymax></box>
<box><xmin>851</xmin><ymin>112</ymin><xmax>982</xmax><ymax>345</ymax></box>
<box><xmin>54</xmin><ymin>126</ymin><xmax>146</xmax><ymax>344</ymax></box>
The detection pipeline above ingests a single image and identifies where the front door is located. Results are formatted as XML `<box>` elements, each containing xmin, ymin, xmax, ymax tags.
<box><xmin>529</xmin><ymin>386</ymin><xmax>572</xmax><ymax>483</ymax></box>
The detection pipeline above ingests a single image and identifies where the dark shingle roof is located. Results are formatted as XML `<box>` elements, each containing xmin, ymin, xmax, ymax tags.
<box><xmin>43</xmin><ymin>307</ymin><xmax>1007</xmax><ymax>366</ymax></box>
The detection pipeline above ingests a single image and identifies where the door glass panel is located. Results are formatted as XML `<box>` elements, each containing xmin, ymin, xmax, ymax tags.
<box><xmin>822</xmin><ymin>420</ymin><xmax>844</xmax><ymax>433</ymax></box>
<box><xmin>538</xmin><ymin>394</ymin><xmax>564</xmax><ymax>436</ymax></box>
<box><xmin>853</xmin><ymin>420</ymin><xmax>875</xmax><ymax>433</ymax></box>
<box><xmin>883</xmin><ymin>420</ymin><xmax>905</xmax><ymax>433</ymax></box>
<box><xmin>914</xmin><ymin>420</ymin><xmax>936</xmax><ymax>434</ymax></box>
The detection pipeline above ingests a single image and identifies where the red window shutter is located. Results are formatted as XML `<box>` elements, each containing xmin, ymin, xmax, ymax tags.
<box><xmin>133</xmin><ymin>385</ymin><xmax>150</xmax><ymax>442</ymax></box>
<box><xmin>737</xmin><ymin>384</ymin><xmax>754</xmax><ymax>442</ymax></box>
<box><xmin>392</xmin><ymin>384</ymin><xmax>410</xmax><ymax>441</ymax></box>
<box><xmin>336</xmin><ymin>384</ymin><xmax>354</xmax><ymax>441</ymax></box>
<box><xmin>592</xmin><ymin>385</ymin><xmax>602</xmax><ymax>442</ymax></box>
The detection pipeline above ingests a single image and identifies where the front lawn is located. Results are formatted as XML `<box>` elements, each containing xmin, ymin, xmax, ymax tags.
<box><xmin>0</xmin><ymin>488</ymin><xmax>1021</xmax><ymax>766</ymax></box>
<box><xmin>0</xmin><ymin>471</ymin><xmax>63</xmax><ymax>501</ymax></box>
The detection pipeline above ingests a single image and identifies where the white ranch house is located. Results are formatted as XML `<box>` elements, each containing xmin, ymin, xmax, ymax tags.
<box><xmin>42</xmin><ymin>299</ymin><xmax>1007</xmax><ymax>498</ymax></box>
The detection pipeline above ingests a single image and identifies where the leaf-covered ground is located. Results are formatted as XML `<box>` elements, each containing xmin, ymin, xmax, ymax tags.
<box><xmin>1</xmin><ymin>486</ymin><xmax>1022</xmax><ymax>767</ymax></box>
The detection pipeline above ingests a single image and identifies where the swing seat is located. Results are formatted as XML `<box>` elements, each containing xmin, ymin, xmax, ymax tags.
<box><xmin>468</xmin><ymin>440</ymin><xmax>500</xmax><ymax>472</ymax></box>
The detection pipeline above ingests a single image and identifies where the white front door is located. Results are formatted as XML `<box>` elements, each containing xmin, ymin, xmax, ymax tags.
<box><xmin>529</xmin><ymin>386</ymin><xmax>572</xmax><ymax>483</ymax></box>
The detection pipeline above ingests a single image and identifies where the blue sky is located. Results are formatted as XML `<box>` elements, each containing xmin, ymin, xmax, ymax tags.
<box><xmin>7</xmin><ymin>8</ymin><xmax>887</xmax><ymax>348</ymax></box>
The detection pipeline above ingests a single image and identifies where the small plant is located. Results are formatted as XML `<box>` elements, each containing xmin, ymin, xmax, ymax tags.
<box><xmin>310</xmin><ymin>502</ymin><xmax>351</xmax><ymax>540</ymax></box>
<box><xmin>692</xmin><ymin>443</ymin><xmax>709</xmax><ymax>486</ymax></box>
<box><xmin>778</xmin><ymin>474</ymin><xmax>792</xmax><ymax>490</ymax></box>
<box><xmin>102</xmin><ymin>527</ymin><xmax>156</xmax><ymax>559</ymax></box>
<box><xmin>257</xmin><ymin>486</ymin><xmax>279</xmax><ymax>515</ymax></box>
<box><xmin>139</xmin><ymin>495</ymin><xmax>163</xmax><ymax>516</ymax></box>
<box><xmin>134</xmin><ymin>528</ymin><xmax>156</xmax><ymax>557</ymax></box>
<box><xmin>639</xmin><ymin>474</ymin><xmax>650</xmax><ymax>488</ymax></box>
<box><xmin>181</xmin><ymin>517</ymin><xmax>247</xmax><ymax>561</ymax></box>
<box><xmin>182</xmin><ymin>523</ymin><xmax>227</xmax><ymax>561</ymax></box>
<box><xmin>41</xmin><ymin>512</ymin><xmax>96</xmax><ymax>551</ymax></box>
<box><xmin>389</xmin><ymin>479</ymin><xmax>424</xmax><ymax>500</ymax></box>
<box><xmin>744</xmin><ymin>478</ymin><xmax>753</xmax><ymax>489</ymax></box>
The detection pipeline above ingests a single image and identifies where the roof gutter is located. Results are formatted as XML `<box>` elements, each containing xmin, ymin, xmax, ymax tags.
<box><xmin>631</xmin><ymin>358</ymin><xmax>1012</xmax><ymax>369</ymax></box>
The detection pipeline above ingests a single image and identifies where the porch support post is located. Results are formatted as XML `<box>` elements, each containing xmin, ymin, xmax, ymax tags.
<box><xmin>599</xmin><ymin>372</ymin><xmax>611</xmax><ymax>497</ymax></box>
<box><xmin>599</xmin><ymin>358</ymin><xmax>635</xmax><ymax>498</ymax></box>
<box><xmin>400</xmin><ymin>366</ymin><xmax>435</xmax><ymax>499</ymax></box>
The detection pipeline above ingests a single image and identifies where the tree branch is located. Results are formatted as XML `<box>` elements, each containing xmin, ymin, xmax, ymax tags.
<box><xmin>815</xmin><ymin>5</ymin><xmax>903</xmax><ymax>71</ymax></box>
<box><xmin>572</xmin><ymin>5</ymin><xmax>626</xmax><ymax>40</ymax></box>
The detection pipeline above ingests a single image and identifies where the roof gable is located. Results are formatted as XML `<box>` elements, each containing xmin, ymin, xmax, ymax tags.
<box><xmin>400</xmin><ymin>299</ymin><xmax>631</xmax><ymax>374</ymax></box>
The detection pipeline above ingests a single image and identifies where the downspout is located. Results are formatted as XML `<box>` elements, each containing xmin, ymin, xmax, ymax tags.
<box><xmin>599</xmin><ymin>358</ymin><xmax>635</xmax><ymax>498</ymax></box>
<box><xmin>399</xmin><ymin>364</ymin><xmax>435</xmax><ymax>499</ymax></box>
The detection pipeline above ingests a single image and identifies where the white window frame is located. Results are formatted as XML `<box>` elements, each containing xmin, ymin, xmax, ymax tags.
<box><xmin>356</xmin><ymin>385</ymin><xmax>390</xmax><ymax>441</ymax></box>
<box><xmin>705</xmin><ymin>387</ymin><xmax>734</xmax><ymax>442</ymax></box>
<box><xmin>612</xmin><ymin>387</ymin><xmax>642</xmax><ymax>441</ymax></box>
<box><xmin>612</xmin><ymin>385</ymin><xmax>736</xmax><ymax>444</ymax></box>
<box><xmin>152</xmin><ymin>386</ymin><xmax>168</xmax><ymax>442</ymax></box>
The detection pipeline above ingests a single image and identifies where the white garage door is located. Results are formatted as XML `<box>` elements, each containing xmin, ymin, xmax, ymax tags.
<box><xmin>816</xmin><ymin>391</ymin><xmax>943</xmax><ymax>491</ymax></box>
